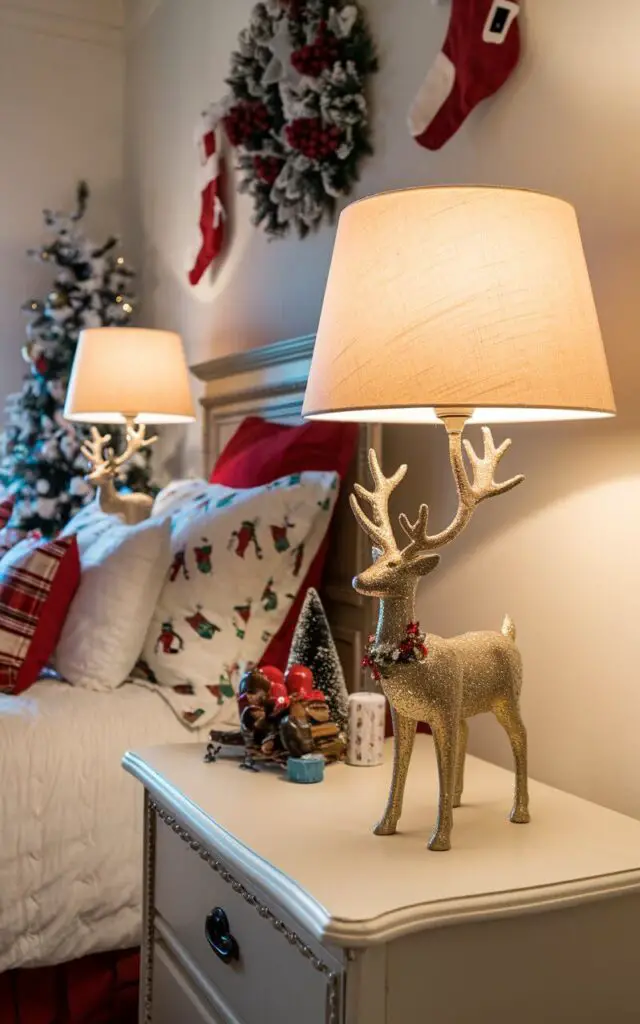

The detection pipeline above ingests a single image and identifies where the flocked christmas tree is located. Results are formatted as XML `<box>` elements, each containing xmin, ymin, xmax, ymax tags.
<box><xmin>0</xmin><ymin>182</ymin><xmax>153</xmax><ymax>537</ymax></box>
<box><xmin>287</xmin><ymin>587</ymin><xmax>349</xmax><ymax>731</ymax></box>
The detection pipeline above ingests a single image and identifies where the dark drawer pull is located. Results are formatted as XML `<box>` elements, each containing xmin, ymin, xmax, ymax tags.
<box><xmin>204</xmin><ymin>907</ymin><xmax>239</xmax><ymax>964</ymax></box>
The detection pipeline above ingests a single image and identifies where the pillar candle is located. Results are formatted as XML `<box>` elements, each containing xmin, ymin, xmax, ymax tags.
<box><xmin>347</xmin><ymin>692</ymin><xmax>386</xmax><ymax>766</ymax></box>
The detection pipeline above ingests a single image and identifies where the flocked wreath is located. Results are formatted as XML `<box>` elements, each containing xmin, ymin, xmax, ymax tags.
<box><xmin>222</xmin><ymin>0</ymin><xmax>378</xmax><ymax>238</ymax></box>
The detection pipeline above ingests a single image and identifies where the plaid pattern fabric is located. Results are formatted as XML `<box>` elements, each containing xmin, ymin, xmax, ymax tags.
<box><xmin>0</xmin><ymin>525</ymin><xmax>41</xmax><ymax>558</ymax></box>
<box><xmin>0</xmin><ymin>536</ymin><xmax>78</xmax><ymax>694</ymax></box>
<box><xmin>0</xmin><ymin>495</ymin><xmax>14</xmax><ymax>527</ymax></box>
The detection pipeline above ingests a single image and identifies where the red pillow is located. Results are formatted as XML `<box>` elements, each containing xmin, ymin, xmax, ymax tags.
<box><xmin>211</xmin><ymin>417</ymin><xmax>358</xmax><ymax>669</ymax></box>
<box><xmin>211</xmin><ymin>417</ymin><xmax>357</xmax><ymax>486</ymax></box>
<box><xmin>0</xmin><ymin>535</ymin><xmax>80</xmax><ymax>695</ymax></box>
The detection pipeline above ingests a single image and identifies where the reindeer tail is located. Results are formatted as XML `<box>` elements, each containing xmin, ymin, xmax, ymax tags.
<box><xmin>501</xmin><ymin>614</ymin><xmax>516</xmax><ymax>642</ymax></box>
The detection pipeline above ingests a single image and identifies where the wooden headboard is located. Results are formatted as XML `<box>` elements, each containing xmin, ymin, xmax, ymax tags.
<box><xmin>191</xmin><ymin>335</ymin><xmax>380</xmax><ymax>693</ymax></box>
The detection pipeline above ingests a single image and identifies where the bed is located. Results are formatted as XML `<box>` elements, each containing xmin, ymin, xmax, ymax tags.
<box><xmin>0</xmin><ymin>335</ymin><xmax>378</xmax><ymax>1019</ymax></box>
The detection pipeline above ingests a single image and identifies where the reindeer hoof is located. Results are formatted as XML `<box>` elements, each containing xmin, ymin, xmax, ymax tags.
<box><xmin>510</xmin><ymin>807</ymin><xmax>530</xmax><ymax>824</ymax></box>
<box><xmin>428</xmin><ymin>831</ymin><xmax>451</xmax><ymax>852</ymax></box>
<box><xmin>453</xmin><ymin>794</ymin><xmax>462</xmax><ymax>809</ymax></box>
<box><xmin>373</xmin><ymin>820</ymin><xmax>397</xmax><ymax>836</ymax></box>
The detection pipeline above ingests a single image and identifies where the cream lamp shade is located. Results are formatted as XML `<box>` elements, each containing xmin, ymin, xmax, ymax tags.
<box><xmin>303</xmin><ymin>186</ymin><xmax>615</xmax><ymax>424</ymax></box>
<box><xmin>64</xmin><ymin>328</ymin><xmax>196</xmax><ymax>424</ymax></box>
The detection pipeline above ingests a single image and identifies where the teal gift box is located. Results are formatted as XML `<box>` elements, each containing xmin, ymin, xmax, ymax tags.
<box><xmin>287</xmin><ymin>754</ymin><xmax>325</xmax><ymax>784</ymax></box>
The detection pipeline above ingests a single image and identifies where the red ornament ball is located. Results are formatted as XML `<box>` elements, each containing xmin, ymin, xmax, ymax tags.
<box><xmin>259</xmin><ymin>665</ymin><xmax>285</xmax><ymax>689</ymax></box>
<box><xmin>269</xmin><ymin>680</ymin><xmax>290</xmax><ymax>713</ymax></box>
<box><xmin>285</xmin><ymin>664</ymin><xmax>314</xmax><ymax>696</ymax></box>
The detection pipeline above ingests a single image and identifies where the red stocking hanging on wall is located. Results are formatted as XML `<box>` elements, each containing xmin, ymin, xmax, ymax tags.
<box><xmin>188</xmin><ymin>107</ymin><xmax>226</xmax><ymax>286</ymax></box>
<box><xmin>409</xmin><ymin>0</ymin><xmax>520</xmax><ymax>151</ymax></box>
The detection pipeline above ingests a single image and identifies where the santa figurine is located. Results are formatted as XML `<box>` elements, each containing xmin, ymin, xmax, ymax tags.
<box><xmin>236</xmin><ymin>667</ymin><xmax>290</xmax><ymax>761</ymax></box>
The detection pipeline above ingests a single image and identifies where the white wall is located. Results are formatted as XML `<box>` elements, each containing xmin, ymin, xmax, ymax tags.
<box><xmin>125</xmin><ymin>1</ymin><xmax>640</xmax><ymax>817</ymax></box>
<box><xmin>0</xmin><ymin>0</ymin><xmax>125</xmax><ymax>412</ymax></box>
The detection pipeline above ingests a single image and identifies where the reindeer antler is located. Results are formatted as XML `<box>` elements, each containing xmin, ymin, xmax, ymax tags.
<box><xmin>81</xmin><ymin>426</ymin><xmax>116</xmax><ymax>481</ymax></box>
<box><xmin>110</xmin><ymin>422</ymin><xmax>156</xmax><ymax>472</ymax></box>
<box><xmin>461</xmin><ymin>429</ymin><xmax>523</xmax><ymax>503</ymax></box>
<box><xmin>81</xmin><ymin>423</ymin><xmax>156</xmax><ymax>482</ymax></box>
<box><xmin>349</xmin><ymin>449</ymin><xmax>406</xmax><ymax>556</ymax></box>
<box><xmin>399</xmin><ymin>427</ymin><xmax>524</xmax><ymax>557</ymax></box>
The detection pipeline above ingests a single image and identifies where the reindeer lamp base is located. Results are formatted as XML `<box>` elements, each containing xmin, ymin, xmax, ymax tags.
<box><xmin>351</xmin><ymin>415</ymin><xmax>529</xmax><ymax>852</ymax></box>
<box><xmin>81</xmin><ymin>419</ymin><xmax>156</xmax><ymax>526</ymax></box>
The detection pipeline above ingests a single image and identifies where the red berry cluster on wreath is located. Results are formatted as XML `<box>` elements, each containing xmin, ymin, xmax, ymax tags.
<box><xmin>362</xmin><ymin>622</ymin><xmax>429</xmax><ymax>682</ymax></box>
<box><xmin>361</xmin><ymin>643</ymin><xmax>382</xmax><ymax>682</ymax></box>
<box><xmin>253</xmin><ymin>155</ymin><xmax>284</xmax><ymax>185</ymax></box>
<box><xmin>285</xmin><ymin>117</ymin><xmax>342</xmax><ymax>160</ymax></box>
<box><xmin>224</xmin><ymin>101</ymin><xmax>271</xmax><ymax>147</ymax></box>
<box><xmin>291</xmin><ymin>21</ymin><xmax>340</xmax><ymax>77</ymax></box>
<box><xmin>400</xmin><ymin>622</ymin><xmax>429</xmax><ymax>660</ymax></box>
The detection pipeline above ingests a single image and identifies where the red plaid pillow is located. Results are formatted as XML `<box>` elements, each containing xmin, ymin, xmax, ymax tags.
<box><xmin>0</xmin><ymin>495</ymin><xmax>14</xmax><ymax>527</ymax></box>
<box><xmin>0</xmin><ymin>535</ymin><xmax>80</xmax><ymax>695</ymax></box>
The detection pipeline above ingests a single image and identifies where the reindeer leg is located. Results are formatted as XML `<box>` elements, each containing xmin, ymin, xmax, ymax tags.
<box><xmin>453</xmin><ymin>718</ymin><xmax>468</xmax><ymax>808</ymax></box>
<box><xmin>428</xmin><ymin>714</ymin><xmax>457</xmax><ymax>851</ymax></box>
<box><xmin>493</xmin><ymin>700</ymin><xmax>530</xmax><ymax>824</ymax></box>
<box><xmin>373</xmin><ymin>708</ymin><xmax>416</xmax><ymax>836</ymax></box>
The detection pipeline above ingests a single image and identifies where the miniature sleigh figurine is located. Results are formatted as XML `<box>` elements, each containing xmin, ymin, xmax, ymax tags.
<box><xmin>351</xmin><ymin>427</ymin><xmax>529</xmax><ymax>852</ymax></box>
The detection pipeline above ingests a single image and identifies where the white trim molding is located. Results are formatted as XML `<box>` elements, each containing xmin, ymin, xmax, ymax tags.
<box><xmin>0</xmin><ymin>0</ymin><xmax>124</xmax><ymax>48</ymax></box>
<box><xmin>191</xmin><ymin>334</ymin><xmax>316</xmax><ymax>383</ymax></box>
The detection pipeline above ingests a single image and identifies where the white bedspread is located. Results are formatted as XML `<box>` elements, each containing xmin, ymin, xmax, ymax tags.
<box><xmin>0</xmin><ymin>680</ymin><xmax>208</xmax><ymax>971</ymax></box>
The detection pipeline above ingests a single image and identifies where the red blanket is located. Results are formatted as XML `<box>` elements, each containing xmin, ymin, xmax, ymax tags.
<box><xmin>0</xmin><ymin>949</ymin><xmax>138</xmax><ymax>1024</ymax></box>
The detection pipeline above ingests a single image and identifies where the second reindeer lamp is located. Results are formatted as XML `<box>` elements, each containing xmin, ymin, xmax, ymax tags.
<box><xmin>65</xmin><ymin>327</ymin><xmax>195</xmax><ymax>523</ymax></box>
<box><xmin>303</xmin><ymin>186</ymin><xmax>614</xmax><ymax>851</ymax></box>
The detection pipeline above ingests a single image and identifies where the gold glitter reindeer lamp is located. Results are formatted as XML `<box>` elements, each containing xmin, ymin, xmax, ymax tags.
<box><xmin>303</xmin><ymin>187</ymin><xmax>615</xmax><ymax>852</ymax></box>
<box><xmin>64</xmin><ymin>328</ymin><xmax>195</xmax><ymax>523</ymax></box>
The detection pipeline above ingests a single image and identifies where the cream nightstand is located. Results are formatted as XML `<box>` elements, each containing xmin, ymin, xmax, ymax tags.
<box><xmin>124</xmin><ymin>737</ymin><xmax>640</xmax><ymax>1024</ymax></box>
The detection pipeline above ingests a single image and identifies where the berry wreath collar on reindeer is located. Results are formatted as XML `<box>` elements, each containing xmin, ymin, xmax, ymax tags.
<box><xmin>362</xmin><ymin>622</ymin><xmax>429</xmax><ymax>683</ymax></box>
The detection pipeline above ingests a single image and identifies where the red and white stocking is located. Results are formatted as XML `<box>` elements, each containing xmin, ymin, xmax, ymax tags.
<box><xmin>409</xmin><ymin>0</ymin><xmax>520</xmax><ymax>151</ymax></box>
<box><xmin>188</xmin><ymin>109</ymin><xmax>226</xmax><ymax>286</ymax></box>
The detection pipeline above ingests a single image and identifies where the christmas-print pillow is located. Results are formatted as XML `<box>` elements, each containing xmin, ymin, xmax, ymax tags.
<box><xmin>152</xmin><ymin>478</ymin><xmax>209</xmax><ymax>520</ymax></box>
<box><xmin>139</xmin><ymin>470</ymin><xmax>339</xmax><ymax>729</ymax></box>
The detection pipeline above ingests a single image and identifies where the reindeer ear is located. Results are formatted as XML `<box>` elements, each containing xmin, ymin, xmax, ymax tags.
<box><xmin>412</xmin><ymin>553</ymin><xmax>440</xmax><ymax>577</ymax></box>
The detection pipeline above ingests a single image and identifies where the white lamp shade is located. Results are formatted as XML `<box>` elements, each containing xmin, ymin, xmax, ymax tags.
<box><xmin>64</xmin><ymin>328</ymin><xmax>196</xmax><ymax>424</ymax></box>
<box><xmin>303</xmin><ymin>187</ymin><xmax>615</xmax><ymax>424</ymax></box>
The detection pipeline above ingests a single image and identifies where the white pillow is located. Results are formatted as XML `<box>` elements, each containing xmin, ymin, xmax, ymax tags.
<box><xmin>55</xmin><ymin>512</ymin><xmax>171</xmax><ymax>691</ymax></box>
<box><xmin>61</xmin><ymin>496</ymin><xmax>127</xmax><ymax>555</ymax></box>
<box><xmin>141</xmin><ymin>471</ymin><xmax>339</xmax><ymax>694</ymax></box>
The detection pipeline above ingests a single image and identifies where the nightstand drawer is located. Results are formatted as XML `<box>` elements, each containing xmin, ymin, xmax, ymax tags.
<box><xmin>154</xmin><ymin>807</ymin><xmax>341</xmax><ymax>1024</ymax></box>
<box><xmin>152</xmin><ymin>941</ymin><xmax>222</xmax><ymax>1024</ymax></box>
